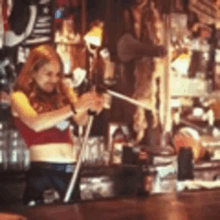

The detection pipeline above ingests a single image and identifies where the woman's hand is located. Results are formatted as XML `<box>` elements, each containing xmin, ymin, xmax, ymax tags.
<box><xmin>61</xmin><ymin>81</ymin><xmax>105</xmax><ymax>114</ymax></box>
<box><xmin>75</xmin><ymin>90</ymin><xmax>104</xmax><ymax>114</ymax></box>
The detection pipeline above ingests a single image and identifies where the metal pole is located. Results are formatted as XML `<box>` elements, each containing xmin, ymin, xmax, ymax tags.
<box><xmin>63</xmin><ymin>114</ymin><xmax>94</xmax><ymax>203</ymax></box>
<box><xmin>161</xmin><ymin>13</ymin><xmax>172</xmax><ymax>148</ymax></box>
<box><xmin>107</xmin><ymin>89</ymin><xmax>152</xmax><ymax>111</ymax></box>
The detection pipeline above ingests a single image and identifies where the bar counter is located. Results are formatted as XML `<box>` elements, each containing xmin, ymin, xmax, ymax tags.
<box><xmin>1</xmin><ymin>190</ymin><xmax>220</xmax><ymax>220</ymax></box>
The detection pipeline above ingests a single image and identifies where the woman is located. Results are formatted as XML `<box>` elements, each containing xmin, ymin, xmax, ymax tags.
<box><xmin>10</xmin><ymin>44</ymin><xmax>104</xmax><ymax>205</ymax></box>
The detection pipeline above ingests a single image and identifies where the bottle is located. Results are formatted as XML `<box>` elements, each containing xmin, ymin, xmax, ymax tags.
<box><xmin>137</xmin><ymin>147</ymin><xmax>150</xmax><ymax>197</ymax></box>
<box><xmin>177</xmin><ymin>147</ymin><xmax>194</xmax><ymax>181</ymax></box>
<box><xmin>0</xmin><ymin>122</ymin><xmax>8</xmax><ymax>171</ymax></box>
<box><xmin>0</xmin><ymin>52</ymin><xmax>17</xmax><ymax>111</ymax></box>
<box><xmin>111</xmin><ymin>126</ymin><xmax>128</xmax><ymax>165</ymax></box>
<box><xmin>21</xmin><ymin>138</ymin><xmax>30</xmax><ymax>171</ymax></box>
<box><xmin>8</xmin><ymin>129</ymin><xmax>23</xmax><ymax>171</ymax></box>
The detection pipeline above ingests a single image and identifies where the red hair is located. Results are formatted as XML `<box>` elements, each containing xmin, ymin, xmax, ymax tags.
<box><xmin>13</xmin><ymin>44</ymin><xmax>71</xmax><ymax>113</ymax></box>
<box><xmin>14</xmin><ymin>44</ymin><xmax>63</xmax><ymax>93</ymax></box>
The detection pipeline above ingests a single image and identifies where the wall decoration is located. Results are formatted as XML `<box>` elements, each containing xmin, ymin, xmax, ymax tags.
<box><xmin>4</xmin><ymin>0</ymin><xmax>55</xmax><ymax>72</ymax></box>
<box><xmin>189</xmin><ymin>0</ymin><xmax>217</xmax><ymax>24</ymax></box>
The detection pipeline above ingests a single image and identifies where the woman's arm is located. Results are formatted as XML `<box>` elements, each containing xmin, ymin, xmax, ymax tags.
<box><xmin>69</xmin><ymin>90</ymin><xmax>104</xmax><ymax>126</ymax></box>
<box><xmin>11</xmin><ymin>91</ymin><xmax>75</xmax><ymax>132</ymax></box>
<box><xmin>61</xmin><ymin>83</ymin><xmax>89</xmax><ymax>125</ymax></box>
<box><xmin>11</xmin><ymin>90</ymin><xmax>104</xmax><ymax>131</ymax></box>
<box><xmin>62</xmin><ymin>83</ymin><xmax>104</xmax><ymax>126</ymax></box>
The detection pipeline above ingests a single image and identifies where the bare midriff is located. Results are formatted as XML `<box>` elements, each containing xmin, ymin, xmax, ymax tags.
<box><xmin>30</xmin><ymin>143</ymin><xmax>76</xmax><ymax>163</ymax></box>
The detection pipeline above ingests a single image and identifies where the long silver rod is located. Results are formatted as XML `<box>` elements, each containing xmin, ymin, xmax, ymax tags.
<box><xmin>163</xmin><ymin>14</ymin><xmax>172</xmax><ymax>133</ymax></box>
<box><xmin>64</xmin><ymin>115</ymin><xmax>94</xmax><ymax>203</ymax></box>
<box><xmin>107</xmin><ymin>89</ymin><xmax>152</xmax><ymax>111</ymax></box>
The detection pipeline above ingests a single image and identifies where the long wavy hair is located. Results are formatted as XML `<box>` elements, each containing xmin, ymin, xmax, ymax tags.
<box><xmin>13</xmin><ymin>44</ymin><xmax>70</xmax><ymax>113</ymax></box>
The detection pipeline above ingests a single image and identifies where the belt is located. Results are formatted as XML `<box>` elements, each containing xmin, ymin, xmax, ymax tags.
<box><xmin>31</xmin><ymin>162</ymin><xmax>76</xmax><ymax>173</ymax></box>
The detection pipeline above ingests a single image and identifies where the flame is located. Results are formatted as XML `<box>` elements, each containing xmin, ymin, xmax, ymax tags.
<box><xmin>84</xmin><ymin>25</ymin><xmax>103</xmax><ymax>47</ymax></box>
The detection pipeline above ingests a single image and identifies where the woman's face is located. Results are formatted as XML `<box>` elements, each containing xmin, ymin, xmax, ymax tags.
<box><xmin>32</xmin><ymin>59</ymin><xmax>61</xmax><ymax>93</ymax></box>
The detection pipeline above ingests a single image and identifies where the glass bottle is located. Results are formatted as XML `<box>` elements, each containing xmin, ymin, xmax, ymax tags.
<box><xmin>137</xmin><ymin>147</ymin><xmax>150</xmax><ymax>197</ymax></box>
<box><xmin>111</xmin><ymin>125</ymin><xmax>128</xmax><ymax>165</ymax></box>
<box><xmin>0</xmin><ymin>122</ymin><xmax>8</xmax><ymax>171</ymax></box>
<box><xmin>8</xmin><ymin>129</ymin><xmax>23</xmax><ymax>171</ymax></box>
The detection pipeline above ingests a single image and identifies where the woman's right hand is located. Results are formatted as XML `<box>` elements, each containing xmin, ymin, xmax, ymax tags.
<box><xmin>75</xmin><ymin>90</ymin><xmax>104</xmax><ymax>114</ymax></box>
